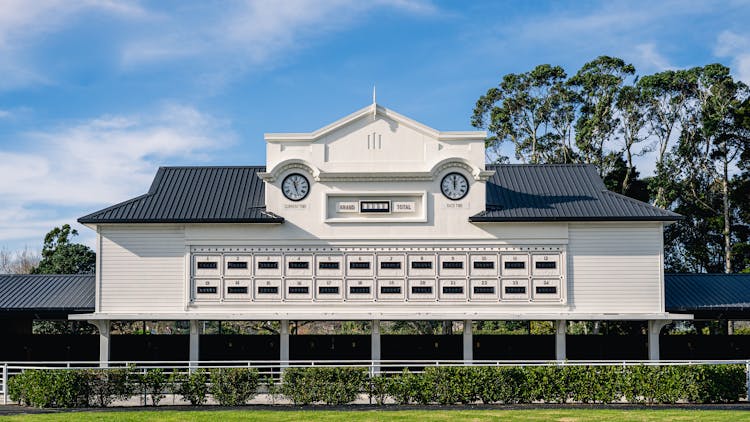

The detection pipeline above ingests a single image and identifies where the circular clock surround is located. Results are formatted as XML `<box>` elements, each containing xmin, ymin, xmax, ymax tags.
<box><xmin>440</xmin><ymin>172</ymin><xmax>470</xmax><ymax>200</ymax></box>
<box><xmin>281</xmin><ymin>173</ymin><xmax>310</xmax><ymax>201</ymax></box>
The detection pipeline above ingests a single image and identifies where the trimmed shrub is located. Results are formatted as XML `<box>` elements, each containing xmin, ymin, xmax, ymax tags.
<box><xmin>687</xmin><ymin>364</ymin><xmax>745</xmax><ymax>403</ymax></box>
<box><xmin>474</xmin><ymin>366</ymin><xmax>527</xmax><ymax>404</ymax></box>
<box><xmin>8</xmin><ymin>369</ymin><xmax>91</xmax><ymax>408</ymax></box>
<box><xmin>282</xmin><ymin>367</ymin><xmax>367</xmax><ymax>405</ymax></box>
<box><xmin>170</xmin><ymin>369</ymin><xmax>210</xmax><ymax>406</ymax></box>
<box><xmin>141</xmin><ymin>368</ymin><xmax>168</xmax><ymax>406</ymax></box>
<box><xmin>369</xmin><ymin>375</ymin><xmax>390</xmax><ymax>405</ymax></box>
<box><xmin>87</xmin><ymin>368</ymin><xmax>135</xmax><ymax>407</ymax></box>
<box><xmin>384</xmin><ymin>369</ymin><xmax>416</xmax><ymax>405</ymax></box>
<box><xmin>526</xmin><ymin>365</ymin><xmax>567</xmax><ymax>403</ymax></box>
<box><xmin>424</xmin><ymin>366</ymin><xmax>477</xmax><ymax>405</ymax></box>
<box><xmin>210</xmin><ymin>368</ymin><xmax>260</xmax><ymax>406</ymax></box>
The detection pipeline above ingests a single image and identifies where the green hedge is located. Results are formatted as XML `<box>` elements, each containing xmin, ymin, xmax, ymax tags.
<box><xmin>170</xmin><ymin>369</ymin><xmax>210</xmax><ymax>406</ymax></box>
<box><xmin>281</xmin><ymin>367</ymin><xmax>368</xmax><ymax>405</ymax></box>
<box><xmin>210</xmin><ymin>368</ymin><xmax>260</xmax><ymax>405</ymax></box>
<box><xmin>377</xmin><ymin>365</ymin><xmax>746</xmax><ymax>405</ymax></box>
<box><xmin>8</xmin><ymin>368</ymin><xmax>134</xmax><ymax>408</ymax></box>
<box><xmin>8</xmin><ymin>364</ymin><xmax>747</xmax><ymax>408</ymax></box>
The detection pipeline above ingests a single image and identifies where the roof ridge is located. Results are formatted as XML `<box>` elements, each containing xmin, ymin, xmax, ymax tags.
<box><xmin>666</xmin><ymin>273</ymin><xmax>750</xmax><ymax>276</ymax></box>
<box><xmin>160</xmin><ymin>165</ymin><xmax>266</xmax><ymax>169</ymax></box>
<box><xmin>485</xmin><ymin>163</ymin><xmax>592</xmax><ymax>167</ymax></box>
<box><xmin>0</xmin><ymin>274</ymin><xmax>94</xmax><ymax>278</ymax></box>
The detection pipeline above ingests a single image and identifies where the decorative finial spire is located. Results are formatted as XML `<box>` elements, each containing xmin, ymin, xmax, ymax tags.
<box><xmin>372</xmin><ymin>85</ymin><xmax>377</xmax><ymax>120</ymax></box>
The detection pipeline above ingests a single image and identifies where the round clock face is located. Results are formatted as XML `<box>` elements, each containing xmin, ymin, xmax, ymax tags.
<box><xmin>282</xmin><ymin>173</ymin><xmax>310</xmax><ymax>201</ymax></box>
<box><xmin>441</xmin><ymin>172</ymin><xmax>469</xmax><ymax>200</ymax></box>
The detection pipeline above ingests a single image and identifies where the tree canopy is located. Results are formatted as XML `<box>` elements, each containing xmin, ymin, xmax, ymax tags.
<box><xmin>473</xmin><ymin>57</ymin><xmax>750</xmax><ymax>273</ymax></box>
<box><xmin>32</xmin><ymin>224</ymin><xmax>96</xmax><ymax>274</ymax></box>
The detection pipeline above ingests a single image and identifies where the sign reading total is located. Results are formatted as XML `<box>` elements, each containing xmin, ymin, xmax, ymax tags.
<box><xmin>393</xmin><ymin>201</ymin><xmax>416</xmax><ymax>213</ymax></box>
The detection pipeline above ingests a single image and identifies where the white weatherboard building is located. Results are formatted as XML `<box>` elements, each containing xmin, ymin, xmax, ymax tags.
<box><xmin>74</xmin><ymin>103</ymin><xmax>686</xmax><ymax>364</ymax></box>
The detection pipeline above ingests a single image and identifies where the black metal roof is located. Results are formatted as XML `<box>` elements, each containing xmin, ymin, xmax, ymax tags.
<box><xmin>0</xmin><ymin>274</ymin><xmax>94</xmax><ymax>314</ymax></box>
<box><xmin>79</xmin><ymin>163</ymin><xmax>677</xmax><ymax>224</ymax></box>
<box><xmin>470</xmin><ymin>164</ymin><xmax>681</xmax><ymax>222</ymax></box>
<box><xmin>665</xmin><ymin>273</ymin><xmax>750</xmax><ymax>318</ymax></box>
<box><xmin>79</xmin><ymin>166</ymin><xmax>283</xmax><ymax>224</ymax></box>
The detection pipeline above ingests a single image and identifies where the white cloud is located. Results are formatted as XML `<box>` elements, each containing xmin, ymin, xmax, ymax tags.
<box><xmin>0</xmin><ymin>104</ymin><xmax>233</xmax><ymax>244</ymax></box>
<box><xmin>714</xmin><ymin>30</ymin><xmax>750</xmax><ymax>84</ymax></box>
<box><xmin>632</xmin><ymin>43</ymin><xmax>673</xmax><ymax>73</ymax></box>
<box><xmin>121</xmin><ymin>0</ymin><xmax>438</xmax><ymax>69</ymax></box>
<box><xmin>0</xmin><ymin>0</ymin><xmax>437</xmax><ymax>90</ymax></box>
<box><xmin>0</xmin><ymin>0</ymin><xmax>151</xmax><ymax>90</ymax></box>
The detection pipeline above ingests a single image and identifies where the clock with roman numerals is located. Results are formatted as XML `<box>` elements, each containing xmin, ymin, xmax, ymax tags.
<box><xmin>441</xmin><ymin>172</ymin><xmax>469</xmax><ymax>200</ymax></box>
<box><xmin>282</xmin><ymin>173</ymin><xmax>310</xmax><ymax>201</ymax></box>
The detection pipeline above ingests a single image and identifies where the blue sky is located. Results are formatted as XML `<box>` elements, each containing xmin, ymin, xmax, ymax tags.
<box><xmin>0</xmin><ymin>0</ymin><xmax>749</xmax><ymax>251</ymax></box>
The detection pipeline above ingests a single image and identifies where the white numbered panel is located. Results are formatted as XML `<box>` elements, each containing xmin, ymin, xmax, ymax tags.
<box><xmin>408</xmin><ymin>279</ymin><xmax>436</xmax><ymax>301</ymax></box>
<box><xmin>532</xmin><ymin>279</ymin><xmax>561</xmax><ymax>301</ymax></box>
<box><xmin>407</xmin><ymin>254</ymin><xmax>436</xmax><ymax>277</ymax></box>
<box><xmin>254</xmin><ymin>279</ymin><xmax>282</xmax><ymax>301</ymax></box>
<box><xmin>315</xmin><ymin>279</ymin><xmax>343</xmax><ymax>301</ymax></box>
<box><xmin>346</xmin><ymin>254</ymin><xmax>375</xmax><ymax>277</ymax></box>
<box><xmin>255</xmin><ymin>254</ymin><xmax>282</xmax><ymax>277</ymax></box>
<box><xmin>469</xmin><ymin>279</ymin><xmax>499</xmax><ymax>301</ymax></box>
<box><xmin>501</xmin><ymin>254</ymin><xmax>529</xmax><ymax>276</ymax></box>
<box><xmin>315</xmin><ymin>254</ymin><xmax>344</xmax><ymax>277</ymax></box>
<box><xmin>377</xmin><ymin>279</ymin><xmax>406</xmax><ymax>301</ymax></box>
<box><xmin>224</xmin><ymin>254</ymin><xmax>252</xmax><ymax>277</ymax></box>
<box><xmin>193</xmin><ymin>255</ymin><xmax>221</xmax><ymax>277</ymax></box>
<box><xmin>470</xmin><ymin>254</ymin><xmax>499</xmax><ymax>277</ymax></box>
<box><xmin>531</xmin><ymin>253</ymin><xmax>561</xmax><ymax>276</ymax></box>
<box><xmin>346</xmin><ymin>279</ymin><xmax>375</xmax><ymax>301</ymax></box>
<box><xmin>285</xmin><ymin>254</ymin><xmax>313</xmax><ymax>277</ymax></box>
<box><xmin>224</xmin><ymin>279</ymin><xmax>252</xmax><ymax>301</ymax></box>
<box><xmin>194</xmin><ymin>279</ymin><xmax>220</xmax><ymax>301</ymax></box>
<box><xmin>285</xmin><ymin>279</ymin><xmax>313</xmax><ymax>301</ymax></box>
<box><xmin>438</xmin><ymin>279</ymin><xmax>467</xmax><ymax>301</ymax></box>
<box><xmin>438</xmin><ymin>253</ymin><xmax>467</xmax><ymax>277</ymax></box>
<box><xmin>501</xmin><ymin>279</ymin><xmax>530</xmax><ymax>301</ymax></box>
<box><xmin>377</xmin><ymin>254</ymin><xmax>406</xmax><ymax>277</ymax></box>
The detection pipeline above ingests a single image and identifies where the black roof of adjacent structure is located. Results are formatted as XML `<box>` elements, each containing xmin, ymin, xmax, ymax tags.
<box><xmin>79</xmin><ymin>163</ymin><xmax>679</xmax><ymax>224</ymax></box>
<box><xmin>79</xmin><ymin>166</ymin><xmax>283</xmax><ymax>224</ymax></box>
<box><xmin>469</xmin><ymin>164</ymin><xmax>680</xmax><ymax>222</ymax></box>
<box><xmin>0</xmin><ymin>274</ymin><xmax>94</xmax><ymax>316</ymax></box>
<box><xmin>665</xmin><ymin>273</ymin><xmax>750</xmax><ymax>318</ymax></box>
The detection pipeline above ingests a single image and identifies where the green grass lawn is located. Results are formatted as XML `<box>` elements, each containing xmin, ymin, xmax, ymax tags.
<box><xmin>3</xmin><ymin>409</ymin><xmax>750</xmax><ymax>422</ymax></box>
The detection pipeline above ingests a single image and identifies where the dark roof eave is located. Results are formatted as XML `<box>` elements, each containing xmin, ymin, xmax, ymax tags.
<box><xmin>0</xmin><ymin>308</ymin><xmax>94</xmax><ymax>314</ymax></box>
<box><xmin>78</xmin><ymin>217</ymin><xmax>285</xmax><ymax>224</ymax></box>
<box><xmin>469</xmin><ymin>215</ymin><xmax>683</xmax><ymax>223</ymax></box>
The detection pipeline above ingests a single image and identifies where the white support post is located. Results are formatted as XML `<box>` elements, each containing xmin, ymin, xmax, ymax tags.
<box><xmin>189</xmin><ymin>320</ymin><xmax>200</xmax><ymax>367</ymax></box>
<box><xmin>371</xmin><ymin>320</ymin><xmax>381</xmax><ymax>374</ymax></box>
<box><xmin>555</xmin><ymin>320</ymin><xmax>567</xmax><ymax>361</ymax></box>
<box><xmin>463</xmin><ymin>320</ymin><xmax>473</xmax><ymax>364</ymax></box>
<box><xmin>280</xmin><ymin>320</ymin><xmax>289</xmax><ymax>367</ymax></box>
<box><xmin>2</xmin><ymin>363</ymin><xmax>7</xmax><ymax>405</ymax></box>
<box><xmin>92</xmin><ymin>320</ymin><xmax>110</xmax><ymax>368</ymax></box>
<box><xmin>648</xmin><ymin>320</ymin><xmax>670</xmax><ymax>361</ymax></box>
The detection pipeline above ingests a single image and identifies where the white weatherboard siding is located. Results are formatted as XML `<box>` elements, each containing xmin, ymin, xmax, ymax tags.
<box><xmin>99</xmin><ymin>225</ymin><xmax>185</xmax><ymax>313</ymax></box>
<box><xmin>567</xmin><ymin>223</ymin><xmax>662</xmax><ymax>313</ymax></box>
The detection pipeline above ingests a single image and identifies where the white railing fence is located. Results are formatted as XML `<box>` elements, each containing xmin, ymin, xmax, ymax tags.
<box><xmin>2</xmin><ymin>359</ymin><xmax>750</xmax><ymax>405</ymax></box>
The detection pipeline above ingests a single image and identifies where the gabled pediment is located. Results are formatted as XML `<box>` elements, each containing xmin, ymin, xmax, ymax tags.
<box><xmin>264</xmin><ymin>104</ymin><xmax>484</xmax><ymax>142</ymax></box>
<box><xmin>264</xmin><ymin>103</ymin><xmax>487</xmax><ymax>175</ymax></box>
